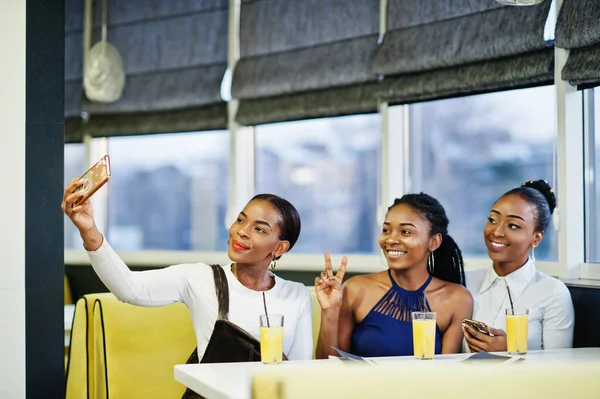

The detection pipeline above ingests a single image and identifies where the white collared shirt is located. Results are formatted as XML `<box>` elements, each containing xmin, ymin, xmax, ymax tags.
<box><xmin>465</xmin><ymin>259</ymin><xmax>574</xmax><ymax>351</ymax></box>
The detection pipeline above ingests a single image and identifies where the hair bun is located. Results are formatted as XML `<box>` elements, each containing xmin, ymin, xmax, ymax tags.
<box><xmin>521</xmin><ymin>180</ymin><xmax>556</xmax><ymax>214</ymax></box>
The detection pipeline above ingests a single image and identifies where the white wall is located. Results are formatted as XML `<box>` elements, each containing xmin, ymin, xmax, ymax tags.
<box><xmin>0</xmin><ymin>1</ymin><xmax>26</xmax><ymax>398</ymax></box>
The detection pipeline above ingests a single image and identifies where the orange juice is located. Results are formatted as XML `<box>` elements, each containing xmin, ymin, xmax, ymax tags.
<box><xmin>506</xmin><ymin>314</ymin><xmax>528</xmax><ymax>355</ymax></box>
<box><xmin>412</xmin><ymin>319</ymin><xmax>436</xmax><ymax>359</ymax></box>
<box><xmin>260</xmin><ymin>326</ymin><xmax>283</xmax><ymax>364</ymax></box>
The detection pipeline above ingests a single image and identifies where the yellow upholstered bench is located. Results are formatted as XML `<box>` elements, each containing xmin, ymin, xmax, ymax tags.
<box><xmin>65</xmin><ymin>293</ymin><xmax>196</xmax><ymax>399</ymax></box>
<box><xmin>92</xmin><ymin>295</ymin><xmax>196</xmax><ymax>399</ymax></box>
<box><xmin>66</xmin><ymin>286</ymin><xmax>320</xmax><ymax>397</ymax></box>
<box><xmin>66</xmin><ymin>293</ymin><xmax>113</xmax><ymax>399</ymax></box>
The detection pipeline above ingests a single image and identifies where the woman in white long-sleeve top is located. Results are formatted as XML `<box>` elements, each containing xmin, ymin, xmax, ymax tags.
<box><xmin>62</xmin><ymin>179</ymin><xmax>313</xmax><ymax>361</ymax></box>
<box><xmin>462</xmin><ymin>180</ymin><xmax>574</xmax><ymax>352</ymax></box>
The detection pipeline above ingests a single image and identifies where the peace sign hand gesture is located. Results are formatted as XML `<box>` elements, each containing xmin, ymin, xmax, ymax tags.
<box><xmin>315</xmin><ymin>252</ymin><xmax>347</xmax><ymax>311</ymax></box>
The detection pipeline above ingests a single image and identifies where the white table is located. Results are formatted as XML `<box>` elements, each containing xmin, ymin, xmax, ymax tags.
<box><xmin>174</xmin><ymin>348</ymin><xmax>600</xmax><ymax>399</ymax></box>
<box><xmin>175</xmin><ymin>359</ymin><xmax>332</xmax><ymax>399</ymax></box>
<box><xmin>371</xmin><ymin>347</ymin><xmax>600</xmax><ymax>366</ymax></box>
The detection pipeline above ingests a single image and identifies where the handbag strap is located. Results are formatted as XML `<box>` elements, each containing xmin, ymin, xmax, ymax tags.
<box><xmin>210</xmin><ymin>264</ymin><xmax>230</xmax><ymax>320</ymax></box>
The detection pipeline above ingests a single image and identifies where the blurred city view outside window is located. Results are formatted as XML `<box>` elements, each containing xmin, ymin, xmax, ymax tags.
<box><xmin>65</xmin><ymin>87</ymin><xmax>564</xmax><ymax>261</ymax></box>
<box><xmin>406</xmin><ymin>86</ymin><xmax>558</xmax><ymax>260</ymax></box>
<box><xmin>105</xmin><ymin>131</ymin><xmax>229</xmax><ymax>251</ymax></box>
<box><xmin>255</xmin><ymin>114</ymin><xmax>382</xmax><ymax>254</ymax></box>
<box><xmin>64</xmin><ymin>143</ymin><xmax>87</xmax><ymax>249</ymax></box>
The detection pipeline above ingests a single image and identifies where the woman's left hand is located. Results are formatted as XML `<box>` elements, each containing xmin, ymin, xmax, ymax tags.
<box><xmin>462</xmin><ymin>323</ymin><xmax>507</xmax><ymax>353</ymax></box>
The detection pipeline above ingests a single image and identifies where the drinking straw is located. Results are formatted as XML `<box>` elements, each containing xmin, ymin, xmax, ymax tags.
<box><xmin>506</xmin><ymin>281</ymin><xmax>514</xmax><ymax>311</ymax></box>
<box><xmin>262</xmin><ymin>292</ymin><xmax>270</xmax><ymax>327</ymax></box>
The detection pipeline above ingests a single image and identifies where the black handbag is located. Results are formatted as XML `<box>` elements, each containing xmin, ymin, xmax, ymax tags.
<box><xmin>181</xmin><ymin>265</ymin><xmax>286</xmax><ymax>399</ymax></box>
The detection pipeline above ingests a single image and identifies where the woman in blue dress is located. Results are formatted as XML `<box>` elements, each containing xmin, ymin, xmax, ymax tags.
<box><xmin>315</xmin><ymin>193</ymin><xmax>473</xmax><ymax>358</ymax></box>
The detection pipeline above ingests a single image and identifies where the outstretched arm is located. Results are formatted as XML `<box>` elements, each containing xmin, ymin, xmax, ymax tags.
<box><xmin>63</xmin><ymin>178</ymin><xmax>195</xmax><ymax>307</ymax></box>
<box><xmin>86</xmin><ymin>237</ymin><xmax>194</xmax><ymax>306</ymax></box>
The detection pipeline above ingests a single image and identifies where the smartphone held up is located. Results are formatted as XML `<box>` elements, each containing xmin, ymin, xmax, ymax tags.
<box><xmin>73</xmin><ymin>155</ymin><xmax>111</xmax><ymax>207</ymax></box>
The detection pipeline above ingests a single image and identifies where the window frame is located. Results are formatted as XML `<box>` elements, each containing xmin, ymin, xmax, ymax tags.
<box><xmin>584</xmin><ymin>88</ymin><xmax>598</xmax><ymax>264</ymax></box>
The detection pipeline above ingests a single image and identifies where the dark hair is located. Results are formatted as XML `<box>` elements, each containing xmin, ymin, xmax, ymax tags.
<box><xmin>500</xmin><ymin>180</ymin><xmax>556</xmax><ymax>232</ymax></box>
<box><xmin>251</xmin><ymin>194</ymin><xmax>301</xmax><ymax>259</ymax></box>
<box><xmin>388</xmin><ymin>193</ymin><xmax>465</xmax><ymax>286</ymax></box>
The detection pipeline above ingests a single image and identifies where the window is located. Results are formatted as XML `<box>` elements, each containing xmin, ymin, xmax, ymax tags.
<box><xmin>64</xmin><ymin>143</ymin><xmax>87</xmax><ymax>250</ymax></box>
<box><xmin>407</xmin><ymin>86</ymin><xmax>558</xmax><ymax>260</ymax></box>
<box><xmin>106</xmin><ymin>132</ymin><xmax>229</xmax><ymax>251</ymax></box>
<box><xmin>586</xmin><ymin>88</ymin><xmax>600</xmax><ymax>262</ymax></box>
<box><xmin>255</xmin><ymin>115</ymin><xmax>381</xmax><ymax>254</ymax></box>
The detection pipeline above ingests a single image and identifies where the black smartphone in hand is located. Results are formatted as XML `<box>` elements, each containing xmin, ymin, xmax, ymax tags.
<box><xmin>463</xmin><ymin>318</ymin><xmax>492</xmax><ymax>336</ymax></box>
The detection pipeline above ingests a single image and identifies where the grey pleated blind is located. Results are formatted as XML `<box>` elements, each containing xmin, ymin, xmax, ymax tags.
<box><xmin>373</xmin><ymin>0</ymin><xmax>553</xmax><ymax>105</ymax></box>
<box><xmin>232</xmin><ymin>0</ymin><xmax>380</xmax><ymax>126</ymax></box>
<box><xmin>555</xmin><ymin>0</ymin><xmax>600</xmax><ymax>88</ymax></box>
<box><xmin>64</xmin><ymin>0</ymin><xmax>229</xmax><ymax>142</ymax></box>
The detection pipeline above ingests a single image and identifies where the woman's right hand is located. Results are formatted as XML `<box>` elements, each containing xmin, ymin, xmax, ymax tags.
<box><xmin>61</xmin><ymin>178</ymin><xmax>96</xmax><ymax>233</ymax></box>
<box><xmin>315</xmin><ymin>252</ymin><xmax>347</xmax><ymax>311</ymax></box>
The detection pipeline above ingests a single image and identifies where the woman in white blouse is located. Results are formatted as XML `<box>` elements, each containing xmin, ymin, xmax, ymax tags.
<box><xmin>462</xmin><ymin>180</ymin><xmax>574</xmax><ymax>352</ymax></box>
<box><xmin>62</xmin><ymin>179</ymin><xmax>313</xmax><ymax>361</ymax></box>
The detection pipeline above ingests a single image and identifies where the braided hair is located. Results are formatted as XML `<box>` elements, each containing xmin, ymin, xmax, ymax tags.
<box><xmin>389</xmin><ymin>193</ymin><xmax>466</xmax><ymax>286</ymax></box>
<box><xmin>500</xmin><ymin>180</ymin><xmax>556</xmax><ymax>233</ymax></box>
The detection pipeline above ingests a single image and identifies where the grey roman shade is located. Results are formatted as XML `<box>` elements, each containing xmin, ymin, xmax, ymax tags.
<box><xmin>232</xmin><ymin>0</ymin><xmax>380</xmax><ymax>126</ymax></box>
<box><xmin>555</xmin><ymin>0</ymin><xmax>600</xmax><ymax>88</ymax></box>
<box><xmin>64</xmin><ymin>0</ymin><xmax>228</xmax><ymax>142</ymax></box>
<box><xmin>373</xmin><ymin>0</ymin><xmax>554</xmax><ymax>105</ymax></box>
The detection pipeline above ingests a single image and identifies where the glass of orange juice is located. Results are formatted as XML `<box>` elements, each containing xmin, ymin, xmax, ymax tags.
<box><xmin>259</xmin><ymin>314</ymin><xmax>284</xmax><ymax>364</ymax></box>
<box><xmin>412</xmin><ymin>311</ymin><xmax>436</xmax><ymax>360</ymax></box>
<box><xmin>505</xmin><ymin>308</ymin><xmax>528</xmax><ymax>355</ymax></box>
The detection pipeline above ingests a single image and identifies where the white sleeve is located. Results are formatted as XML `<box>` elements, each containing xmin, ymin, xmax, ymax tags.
<box><xmin>541</xmin><ymin>282</ymin><xmax>575</xmax><ymax>349</ymax></box>
<box><xmin>86</xmin><ymin>238</ymin><xmax>196</xmax><ymax>307</ymax></box>
<box><xmin>286</xmin><ymin>292</ymin><xmax>314</xmax><ymax>360</ymax></box>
